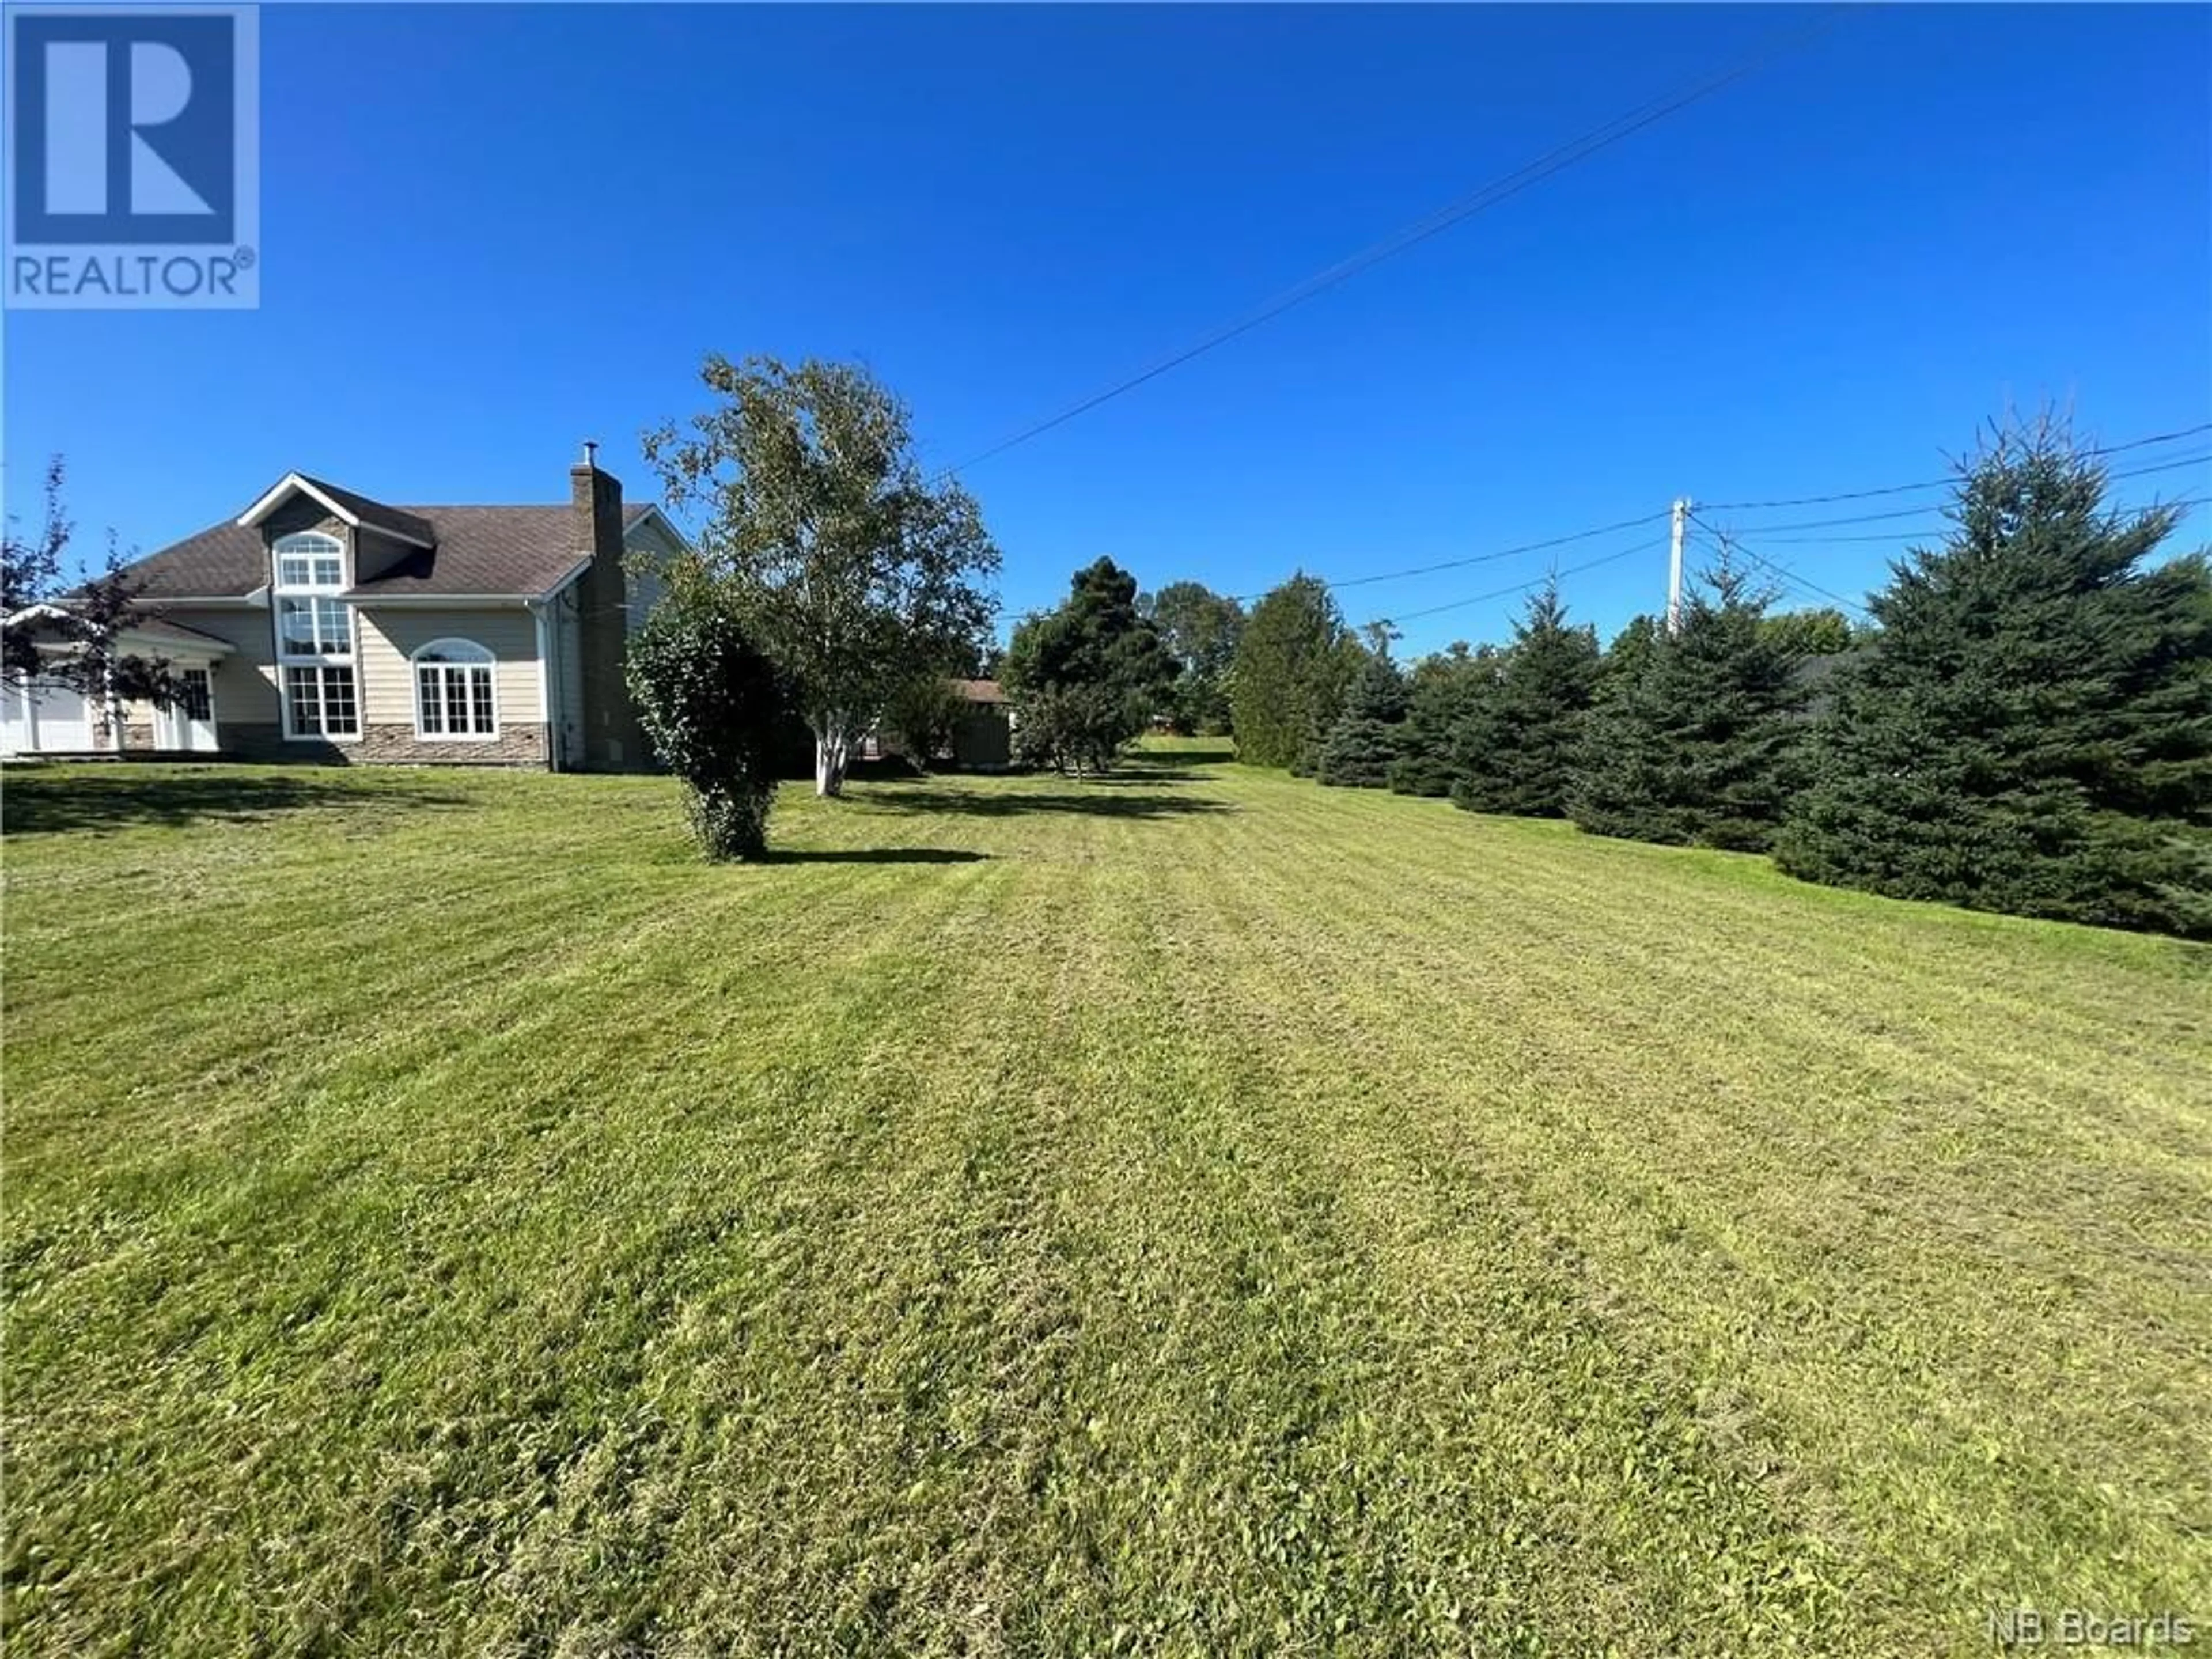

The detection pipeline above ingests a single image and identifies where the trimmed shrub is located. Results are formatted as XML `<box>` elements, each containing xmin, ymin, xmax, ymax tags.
<box><xmin>627</xmin><ymin>594</ymin><xmax>789</xmax><ymax>861</ymax></box>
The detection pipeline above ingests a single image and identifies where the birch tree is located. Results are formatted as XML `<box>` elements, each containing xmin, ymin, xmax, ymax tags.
<box><xmin>645</xmin><ymin>356</ymin><xmax>1000</xmax><ymax>797</ymax></box>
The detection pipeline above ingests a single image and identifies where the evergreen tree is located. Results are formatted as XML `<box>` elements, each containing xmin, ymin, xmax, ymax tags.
<box><xmin>1448</xmin><ymin>582</ymin><xmax>1601</xmax><ymax>818</ymax></box>
<box><xmin>1316</xmin><ymin>651</ymin><xmax>1409</xmax><ymax>788</ymax></box>
<box><xmin>1231</xmin><ymin>574</ymin><xmax>1357</xmax><ymax>770</ymax></box>
<box><xmin>1600</xmin><ymin>614</ymin><xmax>1665</xmax><ymax>687</ymax></box>
<box><xmin>1004</xmin><ymin>557</ymin><xmax>1176</xmax><ymax>775</ymax></box>
<box><xmin>1775</xmin><ymin>424</ymin><xmax>2212</xmax><ymax>938</ymax></box>
<box><xmin>1388</xmin><ymin>644</ymin><xmax>1501</xmax><ymax>796</ymax></box>
<box><xmin>1569</xmin><ymin>565</ymin><xmax>1808</xmax><ymax>851</ymax></box>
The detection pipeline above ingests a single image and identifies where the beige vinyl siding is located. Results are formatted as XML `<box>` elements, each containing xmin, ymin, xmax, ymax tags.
<box><xmin>164</xmin><ymin>605</ymin><xmax>285</xmax><ymax>725</ymax></box>
<box><xmin>355</xmin><ymin>607</ymin><xmax>541</xmax><ymax>733</ymax></box>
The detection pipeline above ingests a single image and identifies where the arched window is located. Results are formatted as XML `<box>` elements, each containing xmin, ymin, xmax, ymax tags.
<box><xmin>274</xmin><ymin>531</ymin><xmax>344</xmax><ymax>590</ymax></box>
<box><xmin>412</xmin><ymin>638</ymin><xmax>497</xmax><ymax>739</ymax></box>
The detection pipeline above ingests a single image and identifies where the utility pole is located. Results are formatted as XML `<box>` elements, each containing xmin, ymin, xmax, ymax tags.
<box><xmin>1666</xmin><ymin>497</ymin><xmax>1690</xmax><ymax>635</ymax></box>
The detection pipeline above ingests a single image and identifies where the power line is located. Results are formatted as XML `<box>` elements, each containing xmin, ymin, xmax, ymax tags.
<box><xmin>1007</xmin><ymin>416</ymin><xmax>2208</xmax><ymax>639</ymax></box>
<box><xmin>1238</xmin><ymin>509</ymin><xmax>1670</xmax><ymax>604</ymax></box>
<box><xmin>1373</xmin><ymin>537</ymin><xmax>1666</xmax><ymax>627</ymax></box>
<box><xmin>1685</xmin><ymin>512</ymin><xmax>1868</xmax><ymax>616</ymax></box>
<box><xmin>1744</xmin><ymin>527</ymin><xmax>1958</xmax><ymax>546</ymax></box>
<box><xmin>1696</xmin><ymin>422</ymin><xmax>2212</xmax><ymax>511</ymax></box>
<box><xmin>1737</xmin><ymin>493</ymin><xmax>2212</xmax><ymax>547</ymax></box>
<box><xmin>1228</xmin><ymin>429</ymin><xmax>2209</xmax><ymax>622</ymax></box>
<box><xmin>1740</xmin><ymin>560</ymin><xmax>1866</xmax><ymax>618</ymax></box>
<box><xmin>934</xmin><ymin>6</ymin><xmax>1854</xmax><ymax>481</ymax></box>
<box><xmin>2097</xmin><ymin>450</ymin><xmax>2212</xmax><ymax>484</ymax></box>
<box><xmin>1706</xmin><ymin>500</ymin><xmax>1961</xmax><ymax>534</ymax></box>
<box><xmin>1700</xmin><ymin>454</ymin><xmax>2212</xmax><ymax>537</ymax></box>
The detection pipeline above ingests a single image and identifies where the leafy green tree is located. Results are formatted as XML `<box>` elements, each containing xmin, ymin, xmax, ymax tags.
<box><xmin>1316</xmin><ymin>650</ymin><xmax>1409</xmax><ymax>788</ymax></box>
<box><xmin>626</xmin><ymin>589</ymin><xmax>789</xmax><ymax>860</ymax></box>
<box><xmin>1569</xmin><ymin>563</ymin><xmax>1808</xmax><ymax>851</ymax></box>
<box><xmin>1004</xmin><ymin>558</ymin><xmax>1175</xmax><ymax>775</ymax></box>
<box><xmin>2</xmin><ymin>456</ymin><xmax>181</xmax><ymax>715</ymax></box>
<box><xmin>1762</xmin><ymin>607</ymin><xmax>1857</xmax><ymax>658</ymax></box>
<box><xmin>1387</xmin><ymin>643</ymin><xmax>1500</xmax><ymax>797</ymax></box>
<box><xmin>1231</xmin><ymin>574</ymin><xmax>1357</xmax><ymax>770</ymax></box>
<box><xmin>644</xmin><ymin>355</ymin><xmax>1000</xmax><ymax>797</ymax></box>
<box><xmin>1142</xmin><ymin>581</ymin><xmax>1245</xmax><ymax>734</ymax></box>
<box><xmin>1776</xmin><ymin>423</ymin><xmax>2212</xmax><ymax>938</ymax></box>
<box><xmin>1448</xmin><ymin>582</ymin><xmax>1601</xmax><ymax>818</ymax></box>
<box><xmin>884</xmin><ymin>672</ymin><xmax>971</xmax><ymax>771</ymax></box>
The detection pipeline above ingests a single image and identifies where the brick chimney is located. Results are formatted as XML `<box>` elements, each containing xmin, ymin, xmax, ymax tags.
<box><xmin>570</xmin><ymin>440</ymin><xmax>623</xmax><ymax>575</ymax></box>
<box><xmin>569</xmin><ymin>441</ymin><xmax>637</xmax><ymax>768</ymax></box>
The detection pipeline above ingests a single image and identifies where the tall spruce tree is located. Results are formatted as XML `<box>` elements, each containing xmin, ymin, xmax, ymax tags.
<box><xmin>1230</xmin><ymin>574</ymin><xmax>1357</xmax><ymax>770</ymax></box>
<box><xmin>1775</xmin><ymin>425</ymin><xmax>2212</xmax><ymax>938</ymax></box>
<box><xmin>1600</xmin><ymin>614</ymin><xmax>1665</xmax><ymax>688</ymax></box>
<box><xmin>1569</xmin><ymin>565</ymin><xmax>1808</xmax><ymax>850</ymax></box>
<box><xmin>1388</xmin><ymin>644</ymin><xmax>1501</xmax><ymax>796</ymax></box>
<box><xmin>1316</xmin><ymin>649</ymin><xmax>1410</xmax><ymax>788</ymax></box>
<box><xmin>1003</xmin><ymin>557</ymin><xmax>1176</xmax><ymax>775</ymax></box>
<box><xmin>1448</xmin><ymin>581</ymin><xmax>1601</xmax><ymax>817</ymax></box>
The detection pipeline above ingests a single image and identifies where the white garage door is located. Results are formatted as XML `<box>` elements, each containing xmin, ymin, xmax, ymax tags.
<box><xmin>1</xmin><ymin>678</ymin><xmax>95</xmax><ymax>755</ymax></box>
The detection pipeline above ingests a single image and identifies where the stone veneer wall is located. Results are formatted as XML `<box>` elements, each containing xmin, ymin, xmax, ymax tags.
<box><xmin>218</xmin><ymin>722</ymin><xmax>551</xmax><ymax>768</ymax></box>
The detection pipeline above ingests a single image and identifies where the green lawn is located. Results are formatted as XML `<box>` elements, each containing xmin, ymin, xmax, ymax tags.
<box><xmin>4</xmin><ymin>749</ymin><xmax>2207</xmax><ymax>1656</ymax></box>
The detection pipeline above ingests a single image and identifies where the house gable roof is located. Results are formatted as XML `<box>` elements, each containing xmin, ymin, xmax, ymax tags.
<box><xmin>237</xmin><ymin>472</ymin><xmax>436</xmax><ymax>548</ymax></box>
<box><xmin>117</xmin><ymin>484</ymin><xmax>677</xmax><ymax>603</ymax></box>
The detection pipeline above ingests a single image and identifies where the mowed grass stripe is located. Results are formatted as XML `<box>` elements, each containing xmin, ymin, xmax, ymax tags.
<box><xmin>3</xmin><ymin>755</ymin><xmax>2206</xmax><ymax>1657</ymax></box>
<box><xmin>1066</xmin><ymin>835</ymin><xmax>1853</xmax><ymax>1652</ymax></box>
<box><xmin>1156</xmin><ymin>761</ymin><xmax>2210</xmax><ymax>1637</ymax></box>
<box><xmin>10</xmin><ymin>795</ymin><xmax>1021</xmax><ymax>1652</ymax></box>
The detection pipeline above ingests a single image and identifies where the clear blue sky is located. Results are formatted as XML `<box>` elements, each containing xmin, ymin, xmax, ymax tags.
<box><xmin>5</xmin><ymin>3</ymin><xmax>2208</xmax><ymax>656</ymax></box>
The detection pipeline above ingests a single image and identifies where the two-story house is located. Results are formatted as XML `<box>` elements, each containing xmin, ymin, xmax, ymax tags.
<box><xmin>2</xmin><ymin>448</ymin><xmax>683</xmax><ymax>771</ymax></box>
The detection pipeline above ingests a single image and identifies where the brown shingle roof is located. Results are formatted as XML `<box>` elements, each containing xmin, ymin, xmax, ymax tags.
<box><xmin>118</xmin><ymin>495</ymin><xmax>671</xmax><ymax>601</ymax></box>
<box><xmin>294</xmin><ymin>475</ymin><xmax>435</xmax><ymax>547</ymax></box>
<box><xmin>340</xmin><ymin>508</ymin><xmax>585</xmax><ymax>597</ymax></box>
<box><xmin>952</xmin><ymin>678</ymin><xmax>1006</xmax><ymax>704</ymax></box>
<box><xmin>120</xmin><ymin>521</ymin><xmax>266</xmax><ymax>599</ymax></box>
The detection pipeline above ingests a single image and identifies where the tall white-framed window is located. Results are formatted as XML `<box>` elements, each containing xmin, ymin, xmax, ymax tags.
<box><xmin>412</xmin><ymin>638</ymin><xmax>498</xmax><ymax>740</ymax></box>
<box><xmin>272</xmin><ymin>532</ymin><xmax>359</xmax><ymax>740</ymax></box>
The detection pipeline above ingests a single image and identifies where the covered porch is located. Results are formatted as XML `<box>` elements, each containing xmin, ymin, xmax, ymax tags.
<box><xmin>1</xmin><ymin>615</ymin><xmax>237</xmax><ymax>759</ymax></box>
